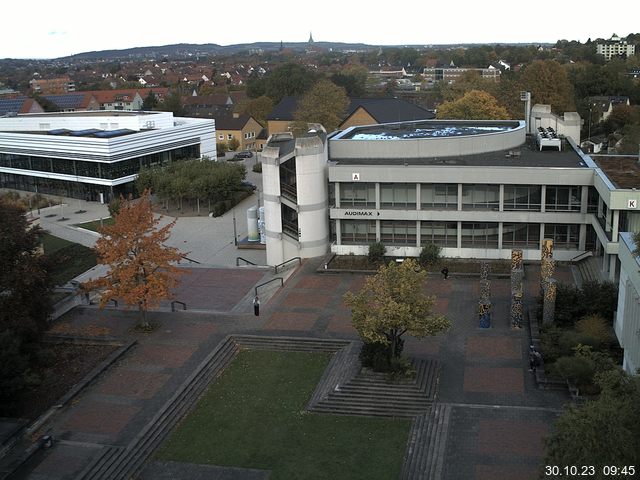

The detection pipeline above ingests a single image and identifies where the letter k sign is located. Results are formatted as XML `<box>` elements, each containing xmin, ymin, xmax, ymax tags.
<box><xmin>629</xmin><ymin>199</ymin><xmax>637</xmax><ymax>209</ymax></box>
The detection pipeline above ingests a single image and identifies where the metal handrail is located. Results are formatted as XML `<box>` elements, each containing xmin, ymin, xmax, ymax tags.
<box><xmin>254</xmin><ymin>277</ymin><xmax>283</xmax><ymax>296</ymax></box>
<box><xmin>570</xmin><ymin>251</ymin><xmax>593</xmax><ymax>263</ymax></box>
<box><xmin>236</xmin><ymin>257</ymin><xmax>257</xmax><ymax>266</ymax></box>
<box><xmin>274</xmin><ymin>256</ymin><xmax>301</xmax><ymax>274</ymax></box>
<box><xmin>171</xmin><ymin>300</ymin><xmax>187</xmax><ymax>312</ymax></box>
<box><xmin>181</xmin><ymin>255</ymin><xmax>201</xmax><ymax>264</ymax></box>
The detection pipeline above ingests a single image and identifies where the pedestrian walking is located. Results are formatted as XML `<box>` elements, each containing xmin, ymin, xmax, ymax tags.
<box><xmin>441</xmin><ymin>266</ymin><xmax>449</xmax><ymax>279</ymax></box>
<box><xmin>253</xmin><ymin>295</ymin><xmax>260</xmax><ymax>316</ymax></box>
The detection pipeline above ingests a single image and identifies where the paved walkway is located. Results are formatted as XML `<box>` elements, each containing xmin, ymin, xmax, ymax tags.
<box><xmin>4</xmin><ymin>257</ymin><xmax>574</xmax><ymax>480</ymax></box>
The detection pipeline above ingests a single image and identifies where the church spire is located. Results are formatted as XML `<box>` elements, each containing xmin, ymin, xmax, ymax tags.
<box><xmin>308</xmin><ymin>32</ymin><xmax>314</xmax><ymax>43</ymax></box>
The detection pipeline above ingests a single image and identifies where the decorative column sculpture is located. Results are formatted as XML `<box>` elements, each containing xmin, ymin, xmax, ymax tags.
<box><xmin>478</xmin><ymin>261</ymin><xmax>491</xmax><ymax>328</ymax></box>
<box><xmin>510</xmin><ymin>249</ymin><xmax>524</xmax><ymax>329</ymax></box>
<box><xmin>540</xmin><ymin>238</ymin><xmax>554</xmax><ymax>293</ymax></box>
<box><xmin>543</xmin><ymin>279</ymin><xmax>557</xmax><ymax>324</ymax></box>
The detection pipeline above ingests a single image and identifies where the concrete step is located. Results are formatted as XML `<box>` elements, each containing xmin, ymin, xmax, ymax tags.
<box><xmin>311</xmin><ymin>404</ymin><xmax>424</xmax><ymax>418</ymax></box>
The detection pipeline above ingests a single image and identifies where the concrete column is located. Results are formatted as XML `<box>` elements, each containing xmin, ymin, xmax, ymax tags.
<box><xmin>375</xmin><ymin>183</ymin><xmax>380</xmax><ymax>210</ymax></box>
<box><xmin>457</xmin><ymin>183</ymin><xmax>463</xmax><ymax>211</ymax></box>
<box><xmin>612</xmin><ymin>210</ymin><xmax>620</xmax><ymax>240</ymax></box>
<box><xmin>335</xmin><ymin>219</ymin><xmax>341</xmax><ymax>245</ymax></box>
<box><xmin>598</xmin><ymin>196</ymin><xmax>603</xmax><ymax>218</ymax></box>
<box><xmin>498</xmin><ymin>222</ymin><xmax>503</xmax><ymax>250</ymax></box>
<box><xmin>376</xmin><ymin>219</ymin><xmax>381</xmax><ymax>242</ymax></box>
<box><xmin>580</xmin><ymin>185</ymin><xmax>588</xmax><ymax>214</ymax></box>
<box><xmin>540</xmin><ymin>185</ymin><xmax>546</xmax><ymax>213</ymax></box>
<box><xmin>334</xmin><ymin>182</ymin><xmax>340</xmax><ymax>208</ymax></box>
<box><xmin>416</xmin><ymin>184</ymin><xmax>421</xmax><ymax>211</ymax></box>
<box><xmin>579</xmin><ymin>224</ymin><xmax>587</xmax><ymax>251</ymax></box>
<box><xmin>457</xmin><ymin>221</ymin><xmax>462</xmax><ymax>249</ymax></box>
<box><xmin>499</xmin><ymin>184</ymin><xmax>504</xmax><ymax>212</ymax></box>
<box><xmin>416</xmin><ymin>220</ymin><xmax>421</xmax><ymax>248</ymax></box>
<box><xmin>605</xmin><ymin>208</ymin><xmax>612</xmax><ymax>232</ymax></box>
<box><xmin>539</xmin><ymin>223</ymin><xmax>545</xmax><ymax>251</ymax></box>
<box><xmin>609</xmin><ymin>254</ymin><xmax>617</xmax><ymax>281</ymax></box>
<box><xmin>602</xmin><ymin>252</ymin><xmax>608</xmax><ymax>272</ymax></box>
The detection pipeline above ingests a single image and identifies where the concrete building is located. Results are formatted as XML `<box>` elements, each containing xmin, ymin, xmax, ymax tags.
<box><xmin>423</xmin><ymin>66</ymin><xmax>501</xmax><ymax>84</ymax></box>
<box><xmin>0</xmin><ymin>111</ymin><xmax>216</xmax><ymax>202</ymax></box>
<box><xmin>260</xmin><ymin>106</ymin><xmax>640</xmax><ymax>284</ymax></box>
<box><xmin>615</xmin><ymin>233</ymin><xmax>640</xmax><ymax>375</ymax></box>
<box><xmin>596</xmin><ymin>34</ymin><xmax>636</xmax><ymax>61</ymax></box>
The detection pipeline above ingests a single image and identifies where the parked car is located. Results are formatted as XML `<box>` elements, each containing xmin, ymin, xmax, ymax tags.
<box><xmin>233</xmin><ymin>151</ymin><xmax>254</xmax><ymax>159</ymax></box>
<box><xmin>240</xmin><ymin>181</ymin><xmax>257</xmax><ymax>191</ymax></box>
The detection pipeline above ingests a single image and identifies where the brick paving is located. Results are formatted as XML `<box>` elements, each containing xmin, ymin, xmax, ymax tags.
<box><xmin>11</xmin><ymin>258</ymin><xmax>577</xmax><ymax>480</ymax></box>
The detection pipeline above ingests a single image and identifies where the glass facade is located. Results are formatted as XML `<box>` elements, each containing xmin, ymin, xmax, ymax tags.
<box><xmin>502</xmin><ymin>223</ymin><xmax>540</xmax><ymax>248</ymax></box>
<box><xmin>544</xmin><ymin>224</ymin><xmax>580</xmax><ymax>249</ymax></box>
<box><xmin>341</xmin><ymin>220</ymin><xmax>376</xmax><ymax>244</ymax></box>
<box><xmin>380</xmin><ymin>183</ymin><xmax>416</xmax><ymax>209</ymax></box>
<box><xmin>545</xmin><ymin>186</ymin><xmax>581</xmax><ymax>211</ymax></box>
<box><xmin>421</xmin><ymin>184</ymin><xmax>457</xmax><ymax>209</ymax></box>
<box><xmin>503</xmin><ymin>185</ymin><xmax>541</xmax><ymax>211</ymax></box>
<box><xmin>461</xmin><ymin>222</ymin><xmax>499</xmax><ymax>248</ymax></box>
<box><xmin>339</xmin><ymin>183</ymin><xmax>376</xmax><ymax>208</ymax></box>
<box><xmin>462</xmin><ymin>184</ymin><xmax>500</xmax><ymax>210</ymax></box>
<box><xmin>380</xmin><ymin>220</ymin><xmax>417</xmax><ymax>246</ymax></box>
<box><xmin>420</xmin><ymin>221</ymin><xmax>457</xmax><ymax>247</ymax></box>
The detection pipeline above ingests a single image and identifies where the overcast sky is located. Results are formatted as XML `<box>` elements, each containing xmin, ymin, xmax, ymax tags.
<box><xmin>2</xmin><ymin>0</ymin><xmax>638</xmax><ymax>59</ymax></box>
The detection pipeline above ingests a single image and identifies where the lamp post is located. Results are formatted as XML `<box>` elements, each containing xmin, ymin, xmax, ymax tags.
<box><xmin>588</xmin><ymin>106</ymin><xmax>592</xmax><ymax>142</ymax></box>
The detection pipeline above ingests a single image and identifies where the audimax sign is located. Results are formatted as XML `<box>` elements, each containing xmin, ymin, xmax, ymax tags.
<box><xmin>344</xmin><ymin>211</ymin><xmax>379</xmax><ymax>216</ymax></box>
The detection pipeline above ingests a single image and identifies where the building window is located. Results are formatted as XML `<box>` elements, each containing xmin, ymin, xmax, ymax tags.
<box><xmin>380</xmin><ymin>220</ymin><xmax>416</xmax><ymax>246</ymax></box>
<box><xmin>587</xmin><ymin>186</ymin><xmax>598</xmax><ymax>213</ymax></box>
<box><xmin>503</xmin><ymin>185</ymin><xmax>541</xmax><ymax>211</ymax></box>
<box><xmin>339</xmin><ymin>183</ymin><xmax>376</xmax><ymax>208</ymax></box>
<box><xmin>380</xmin><ymin>183</ymin><xmax>416</xmax><ymax>209</ymax></box>
<box><xmin>420</xmin><ymin>221</ymin><xmax>457</xmax><ymax>247</ymax></box>
<box><xmin>219</xmin><ymin>134</ymin><xmax>224</xmax><ymax>140</ymax></box>
<box><xmin>502</xmin><ymin>223</ymin><xmax>540</xmax><ymax>248</ymax></box>
<box><xmin>462</xmin><ymin>184</ymin><xmax>499</xmax><ymax>210</ymax></box>
<box><xmin>421</xmin><ymin>184</ymin><xmax>457</xmax><ymax>209</ymax></box>
<box><xmin>545</xmin><ymin>186</ymin><xmax>581</xmax><ymax>211</ymax></box>
<box><xmin>227</xmin><ymin>134</ymin><xmax>233</xmax><ymax>140</ymax></box>
<box><xmin>544</xmin><ymin>224</ymin><xmax>579</xmax><ymax>250</ymax></box>
<box><xmin>341</xmin><ymin>220</ymin><xmax>376</xmax><ymax>244</ymax></box>
<box><xmin>461</xmin><ymin>222</ymin><xmax>499</xmax><ymax>248</ymax></box>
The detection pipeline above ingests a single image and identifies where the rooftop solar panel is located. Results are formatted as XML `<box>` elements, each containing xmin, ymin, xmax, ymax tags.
<box><xmin>92</xmin><ymin>128</ymin><xmax>136</xmax><ymax>138</ymax></box>
<box><xmin>44</xmin><ymin>94</ymin><xmax>85</xmax><ymax>110</ymax></box>
<box><xmin>0</xmin><ymin>98</ymin><xmax>26</xmax><ymax>115</ymax></box>
<box><xmin>70</xmin><ymin>129</ymin><xmax>101</xmax><ymax>136</ymax></box>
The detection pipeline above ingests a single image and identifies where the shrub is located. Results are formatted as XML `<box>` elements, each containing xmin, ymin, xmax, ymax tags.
<box><xmin>419</xmin><ymin>242</ymin><xmax>441</xmax><ymax>268</ymax></box>
<box><xmin>107</xmin><ymin>197</ymin><xmax>122</xmax><ymax>217</ymax></box>
<box><xmin>368</xmin><ymin>241</ymin><xmax>386</xmax><ymax>263</ymax></box>
<box><xmin>575</xmin><ymin>314</ymin><xmax>611</xmax><ymax>348</ymax></box>
<box><xmin>252</xmin><ymin>162</ymin><xmax>262</xmax><ymax>173</ymax></box>
<box><xmin>227</xmin><ymin>138</ymin><xmax>240</xmax><ymax>151</ymax></box>
<box><xmin>360</xmin><ymin>338</ymin><xmax>408</xmax><ymax>374</ymax></box>
<box><xmin>553</xmin><ymin>355</ymin><xmax>596</xmax><ymax>387</ymax></box>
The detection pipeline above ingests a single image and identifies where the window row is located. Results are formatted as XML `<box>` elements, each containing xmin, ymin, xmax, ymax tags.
<box><xmin>339</xmin><ymin>220</ymin><xmax>581</xmax><ymax>250</ymax></box>
<box><xmin>336</xmin><ymin>183</ymin><xmax>588</xmax><ymax>212</ymax></box>
<box><xmin>0</xmin><ymin>145</ymin><xmax>199</xmax><ymax>180</ymax></box>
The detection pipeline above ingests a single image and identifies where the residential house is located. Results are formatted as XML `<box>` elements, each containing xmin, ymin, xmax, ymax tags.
<box><xmin>266</xmin><ymin>96</ymin><xmax>435</xmax><ymax>135</ymax></box>
<box><xmin>93</xmin><ymin>90</ymin><xmax>144</xmax><ymax>111</ymax></box>
<box><xmin>0</xmin><ymin>97</ymin><xmax>45</xmax><ymax>116</ymax></box>
<box><xmin>215</xmin><ymin>113</ymin><xmax>263</xmax><ymax>151</ymax></box>
<box><xmin>588</xmin><ymin>96</ymin><xmax>631</xmax><ymax>123</ymax></box>
<box><xmin>43</xmin><ymin>92</ymin><xmax>100</xmax><ymax>112</ymax></box>
<box><xmin>29</xmin><ymin>76</ymin><xmax>76</xmax><ymax>95</ymax></box>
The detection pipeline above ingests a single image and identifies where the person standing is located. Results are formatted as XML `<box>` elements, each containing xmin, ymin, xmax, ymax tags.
<box><xmin>441</xmin><ymin>266</ymin><xmax>449</xmax><ymax>279</ymax></box>
<box><xmin>253</xmin><ymin>296</ymin><xmax>260</xmax><ymax>316</ymax></box>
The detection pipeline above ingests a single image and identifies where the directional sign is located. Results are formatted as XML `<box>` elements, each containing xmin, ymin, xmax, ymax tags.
<box><xmin>352</xmin><ymin>172</ymin><xmax>360</xmax><ymax>181</ymax></box>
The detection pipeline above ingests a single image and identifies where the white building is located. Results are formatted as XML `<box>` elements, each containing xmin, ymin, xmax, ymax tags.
<box><xmin>0</xmin><ymin>111</ymin><xmax>216</xmax><ymax>202</ymax></box>
<box><xmin>596</xmin><ymin>34</ymin><xmax>636</xmax><ymax>61</ymax></box>
<box><xmin>614</xmin><ymin>233</ymin><xmax>640</xmax><ymax>375</ymax></box>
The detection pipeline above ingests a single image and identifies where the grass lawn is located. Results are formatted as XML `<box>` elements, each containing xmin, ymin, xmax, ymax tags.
<box><xmin>74</xmin><ymin>217</ymin><xmax>114</xmax><ymax>232</ymax></box>
<box><xmin>158</xmin><ymin>350</ymin><xmax>411</xmax><ymax>480</ymax></box>
<box><xmin>42</xmin><ymin>233</ymin><xmax>97</xmax><ymax>285</ymax></box>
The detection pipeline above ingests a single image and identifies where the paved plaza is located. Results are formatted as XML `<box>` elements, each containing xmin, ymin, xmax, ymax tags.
<box><xmin>1</xmin><ymin>178</ymin><xmax>576</xmax><ymax>479</ymax></box>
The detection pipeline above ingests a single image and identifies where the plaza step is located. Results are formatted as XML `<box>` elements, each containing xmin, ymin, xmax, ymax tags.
<box><xmin>400</xmin><ymin>403</ymin><xmax>452</xmax><ymax>480</ymax></box>
<box><xmin>233</xmin><ymin>334</ymin><xmax>350</xmax><ymax>353</ymax></box>
<box><xmin>310</xmin><ymin>359</ymin><xmax>439</xmax><ymax>418</ymax></box>
<box><xmin>77</xmin><ymin>336</ymin><xmax>240</xmax><ymax>480</ymax></box>
<box><xmin>577</xmin><ymin>256</ymin><xmax>603</xmax><ymax>284</ymax></box>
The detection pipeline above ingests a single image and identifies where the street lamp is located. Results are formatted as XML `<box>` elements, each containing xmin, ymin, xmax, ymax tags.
<box><xmin>588</xmin><ymin>106</ymin><xmax>592</xmax><ymax>142</ymax></box>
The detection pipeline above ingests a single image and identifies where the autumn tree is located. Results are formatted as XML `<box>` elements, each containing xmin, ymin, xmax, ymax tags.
<box><xmin>84</xmin><ymin>191</ymin><xmax>184</xmax><ymax>328</ymax></box>
<box><xmin>519</xmin><ymin>60</ymin><xmax>576</xmax><ymax>114</ymax></box>
<box><xmin>293</xmin><ymin>79</ymin><xmax>349</xmax><ymax>133</ymax></box>
<box><xmin>237</xmin><ymin>95</ymin><xmax>274</xmax><ymax>126</ymax></box>
<box><xmin>343</xmin><ymin>259</ymin><xmax>450</xmax><ymax>370</ymax></box>
<box><xmin>436</xmin><ymin>89</ymin><xmax>510</xmax><ymax>120</ymax></box>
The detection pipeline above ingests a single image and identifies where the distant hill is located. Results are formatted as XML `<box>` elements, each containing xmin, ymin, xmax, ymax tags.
<box><xmin>62</xmin><ymin>42</ymin><xmax>377</xmax><ymax>61</ymax></box>
<box><xmin>59</xmin><ymin>41</ymin><xmax>550</xmax><ymax>61</ymax></box>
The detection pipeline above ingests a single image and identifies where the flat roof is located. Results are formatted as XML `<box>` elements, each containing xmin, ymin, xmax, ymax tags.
<box><xmin>336</xmin><ymin>120</ymin><xmax>521</xmax><ymax>140</ymax></box>
<box><xmin>330</xmin><ymin>136</ymin><xmax>587</xmax><ymax>169</ymax></box>
<box><xmin>14</xmin><ymin>110</ymin><xmax>156</xmax><ymax>118</ymax></box>
<box><xmin>593</xmin><ymin>155</ymin><xmax>640</xmax><ymax>189</ymax></box>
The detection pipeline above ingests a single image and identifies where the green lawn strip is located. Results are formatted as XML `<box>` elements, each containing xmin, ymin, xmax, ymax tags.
<box><xmin>158</xmin><ymin>349</ymin><xmax>410</xmax><ymax>480</ymax></box>
<box><xmin>74</xmin><ymin>217</ymin><xmax>114</xmax><ymax>233</ymax></box>
<box><xmin>42</xmin><ymin>233</ymin><xmax>97</xmax><ymax>285</ymax></box>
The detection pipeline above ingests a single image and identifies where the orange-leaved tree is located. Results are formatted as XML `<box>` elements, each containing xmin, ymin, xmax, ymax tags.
<box><xmin>84</xmin><ymin>191</ymin><xmax>185</xmax><ymax>328</ymax></box>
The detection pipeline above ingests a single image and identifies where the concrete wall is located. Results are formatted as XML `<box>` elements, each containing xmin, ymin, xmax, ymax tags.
<box><xmin>615</xmin><ymin>232</ymin><xmax>640</xmax><ymax>375</ymax></box>
<box><xmin>529</xmin><ymin>105</ymin><xmax>581</xmax><ymax>144</ymax></box>
<box><xmin>329</xmin><ymin>121</ymin><xmax>525</xmax><ymax>159</ymax></box>
<box><xmin>260</xmin><ymin>145</ymin><xmax>284</xmax><ymax>266</ymax></box>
